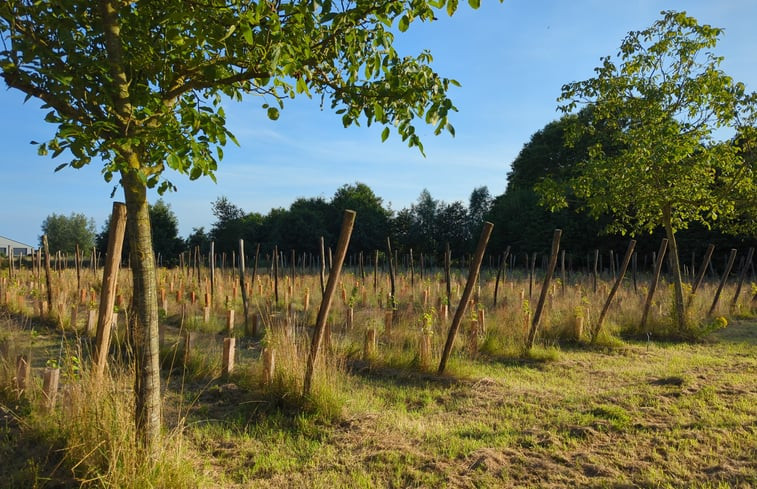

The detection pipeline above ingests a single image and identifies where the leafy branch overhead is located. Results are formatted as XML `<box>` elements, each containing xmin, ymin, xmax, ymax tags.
<box><xmin>1</xmin><ymin>0</ymin><xmax>493</xmax><ymax>193</ymax></box>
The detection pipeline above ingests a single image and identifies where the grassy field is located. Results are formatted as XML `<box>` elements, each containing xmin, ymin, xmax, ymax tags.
<box><xmin>0</xmin><ymin>266</ymin><xmax>755</xmax><ymax>488</ymax></box>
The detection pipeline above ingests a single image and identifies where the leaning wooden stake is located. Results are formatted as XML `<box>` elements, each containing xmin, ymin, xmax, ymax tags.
<box><xmin>493</xmin><ymin>246</ymin><xmax>510</xmax><ymax>307</ymax></box>
<box><xmin>687</xmin><ymin>244</ymin><xmax>715</xmax><ymax>307</ymax></box>
<box><xmin>303</xmin><ymin>210</ymin><xmax>356</xmax><ymax>396</ymax></box>
<box><xmin>526</xmin><ymin>229</ymin><xmax>562</xmax><ymax>350</ymax></box>
<box><xmin>238</xmin><ymin>239</ymin><xmax>250</xmax><ymax>333</ymax></box>
<box><xmin>94</xmin><ymin>202</ymin><xmax>127</xmax><ymax>380</ymax></box>
<box><xmin>591</xmin><ymin>239</ymin><xmax>636</xmax><ymax>344</ymax></box>
<box><xmin>386</xmin><ymin>237</ymin><xmax>396</xmax><ymax>308</ymax></box>
<box><xmin>640</xmin><ymin>238</ymin><xmax>668</xmax><ymax>332</ymax></box>
<box><xmin>709</xmin><ymin>249</ymin><xmax>737</xmax><ymax>317</ymax></box>
<box><xmin>42</xmin><ymin>235</ymin><xmax>54</xmax><ymax>318</ymax></box>
<box><xmin>438</xmin><ymin>222</ymin><xmax>493</xmax><ymax>375</ymax></box>
<box><xmin>731</xmin><ymin>247</ymin><xmax>754</xmax><ymax>310</ymax></box>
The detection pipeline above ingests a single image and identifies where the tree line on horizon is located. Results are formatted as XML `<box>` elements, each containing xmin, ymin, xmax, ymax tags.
<box><xmin>34</xmin><ymin>113</ymin><xmax>755</xmax><ymax>269</ymax></box>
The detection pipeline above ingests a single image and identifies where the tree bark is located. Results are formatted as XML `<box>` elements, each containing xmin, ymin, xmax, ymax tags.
<box><xmin>662</xmin><ymin>204</ymin><xmax>686</xmax><ymax>331</ymax></box>
<box><xmin>122</xmin><ymin>170</ymin><xmax>162</xmax><ymax>454</ymax></box>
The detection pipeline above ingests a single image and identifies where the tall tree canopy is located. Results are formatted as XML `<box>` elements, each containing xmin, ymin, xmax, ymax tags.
<box><xmin>40</xmin><ymin>212</ymin><xmax>96</xmax><ymax>254</ymax></box>
<box><xmin>537</xmin><ymin>11</ymin><xmax>757</xmax><ymax>331</ymax></box>
<box><xmin>330</xmin><ymin>182</ymin><xmax>391</xmax><ymax>253</ymax></box>
<box><xmin>1</xmin><ymin>0</ymin><xmax>498</xmax><ymax>452</ymax></box>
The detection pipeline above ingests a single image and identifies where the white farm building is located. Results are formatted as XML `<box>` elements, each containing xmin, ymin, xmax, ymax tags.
<box><xmin>0</xmin><ymin>235</ymin><xmax>35</xmax><ymax>256</ymax></box>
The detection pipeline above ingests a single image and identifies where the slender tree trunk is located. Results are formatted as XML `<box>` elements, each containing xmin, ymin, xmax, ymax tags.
<box><xmin>122</xmin><ymin>170</ymin><xmax>162</xmax><ymax>453</ymax></box>
<box><xmin>662</xmin><ymin>204</ymin><xmax>686</xmax><ymax>331</ymax></box>
<box><xmin>99</xmin><ymin>0</ymin><xmax>161</xmax><ymax>453</ymax></box>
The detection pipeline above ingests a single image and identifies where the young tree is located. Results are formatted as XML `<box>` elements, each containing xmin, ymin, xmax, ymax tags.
<box><xmin>1</xmin><ymin>0</ymin><xmax>496</xmax><ymax>452</ymax></box>
<box><xmin>40</xmin><ymin>212</ymin><xmax>96</xmax><ymax>254</ymax></box>
<box><xmin>538</xmin><ymin>11</ymin><xmax>757</xmax><ymax>332</ymax></box>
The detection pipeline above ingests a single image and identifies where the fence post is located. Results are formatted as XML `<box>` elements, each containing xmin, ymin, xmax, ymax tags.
<box><xmin>303</xmin><ymin>210</ymin><xmax>356</xmax><ymax>396</ymax></box>
<box><xmin>95</xmin><ymin>202</ymin><xmax>127</xmax><ymax>380</ymax></box>
<box><xmin>438</xmin><ymin>222</ymin><xmax>493</xmax><ymax>374</ymax></box>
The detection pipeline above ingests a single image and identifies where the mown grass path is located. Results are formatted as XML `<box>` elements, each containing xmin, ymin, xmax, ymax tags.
<box><xmin>183</xmin><ymin>320</ymin><xmax>756</xmax><ymax>488</ymax></box>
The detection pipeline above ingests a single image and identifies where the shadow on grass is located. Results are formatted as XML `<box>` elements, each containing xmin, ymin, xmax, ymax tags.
<box><xmin>712</xmin><ymin>319</ymin><xmax>757</xmax><ymax>345</ymax></box>
<box><xmin>345</xmin><ymin>358</ymin><xmax>462</xmax><ymax>388</ymax></box>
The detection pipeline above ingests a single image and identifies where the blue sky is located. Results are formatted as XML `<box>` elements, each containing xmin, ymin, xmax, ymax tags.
<box><xmin>1</xmin><ymin>1</ymin><xmax>756</xmax><ymax>246</ymax></box>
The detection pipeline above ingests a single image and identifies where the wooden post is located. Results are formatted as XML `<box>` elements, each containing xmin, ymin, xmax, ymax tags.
<box><xmin>688</xmin><ymin>244</ymin><xmax>715</xmax><ymax>307</ymax></box>
<box><xmin>226</xmin><ymin>309</ymin><xmax>235</xmax><ymax>334</ymax></box>
<box><xmin>70</xmin><ymin>304</ymin><xmax>78</xmax><ymax>330</ymax></box>
<box><xmin>94</xmin><ymin>202</ymin><xmax>127</xmax><ymax>380</ymax></box>
<box><xmin>42</xmin><ymin>367</ymin><xmax>60</xmax><ymax>411</ymax></box>
<box><xmin>386</xmin><ymin>237</ymin><xmax>396</xmax><ymax>309</ymax></box>
<box><xmin>238</xmin><ymin>239</ymin><xmax>250</xmax><ymax>332</ymax></box>
<box><xmin>592</xmin><ymin>240</ymin><xmax>636</xmax><ymax>344</ymax></box>
<box><xmin>222</xmin><ymin>337</ymin><xmax>235</xmax><ymax>376</ymax></box>
<box><xmin>641</xmin><ymin>238</ymin><xmax>669</xmax><ymax>332</ymax></box>
<box><xmin>592</xmin><ymin>249</ymin><xmax>599</xmax><ymax>293</ymax></box>
<box><xmin>87</xmin><ymin>309</ymin><xmax>97</xmax><ymax>337</ymax></box>
<box><xmin>16</xmin><ymin>354</ymin><xmax>29</xmax><ymax>392</ymax></box>
<box><xmin>477</xmin><ymin>308</ymin><xmax>486</xmax><ymax>334</ymax></box>
<box><xmin>409</xmin><ymin>248</ymin><xmax>415</xmax><ymax>289</ymax></box>
<box><xmin>709</xmin><ymin>249</ymin><xmax>737</xmax><ymax>317</ymax></box>
<box><xmin>373</xmin><ymin>249</ymin><xmax>378</xmax><ymax>292</ymax></box>
<box><xmin>303</xmin><ymin>210</ymin><xmax>356</xmax><ymax>396</ymax></box>
<box><xmin>731</xmin><ymin>247</ymin><xmax>754</xmax><ymax>310</ymax></box>
<box><xmin>42</xmin><ymin>235</ymin><xmax>54</xmax><ymax>318</ymax></box>
<box><xmin>438</xmin><ymin>222</ymin><xmax>493</xmax><ymax>374</ymax></box>
<box><xmin>468</xmin><ymin>319</ymin><xmax>480</xmax><ymax>355</ymax></box>
<box><xmin>6</xmin><ymin>246</ymin><xmax>13</xmax><ymax>280</ymax></box>
<box><xmin>210</xmin><ymin>241</ymin><xmax>216</xmax><ymax>301</ymax></box>
<box><xmin>419</xmin><ymin>331</ymin><xmax>432</xmax><ymax>369</ymax></box>
<box><xmin>183</xmin><ymin>331</ymin><xmax>194</xmax><ymax>367</ymax></box>
<box><xmin>363</xmin><ymin>328</ymin><xmax>376</xmax><ymax>360</ymax></box>
<box><xmin>493</xmin><ymin>246</ymin><xmax>510</xmax><ymax>307</ymax></box>
<box><xmin>273</xmin><ymin>245</ymin><xmax>280</xmax><ymax>306</ymax></box>
<box><xmin>384</xmin><ymin>310</ymin><xmax>393</xmax><ymax>337</ymax></box>
<box><xmin>261</xmin><ymin>347</ymin><xmax>275</xmax><ymax>386</ymax></box>
<box><xmin>526</xmin><ymin>230</ymin><xmax>562</xmax><ymax>350</ymax></box>
<box><xmin>444</xmin><ymin>242</ymin><xmax>452</xmax><ymax>305</ymax></box>
<box><xmin>632</xmin><ymin>252</ymin><xmax>638</xmax><ymax>293</ymax></box>
<box><xmin>75</xmin><ymin>243</ymin><xmax>81</xmax><ymax>292</ymax></box>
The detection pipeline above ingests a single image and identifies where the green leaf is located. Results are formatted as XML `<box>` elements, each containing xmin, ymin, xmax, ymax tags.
<box><xmin>381</xmin><ymin>127</ymin><xmax>390</xmax><ymax>142</ymax></box>
<box><xmin>54</xmin><ymin>163</ymin><xmax>68</xmax><ymax>172</ymax></box>
<box><xmin>468</xmin><ymin>0</ymin><xmax>480</xmax><ymax>9</ymax></box>
<box><xmin>398</xmin><ymin>15</ymin><xmax>410</xmax><ymax>32</ymax></box>
<box><xmin>446</xmin><ymin>0</ymin><xmax>459</xmax><ymax>17</ymax></box>
<box><xmin>267</xmin><ymin>107</ymin><xmax>280</xmax><ymax>120</ymax></box>
<box><xmin>296</xmin><ymin>76</ymin><xmax>308</xmax><ymax>94</ymax></box>
<box><xmin>239</xmin><ymin>22</ymin><xmax>253</xmax><ymax>44</ymax></box>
